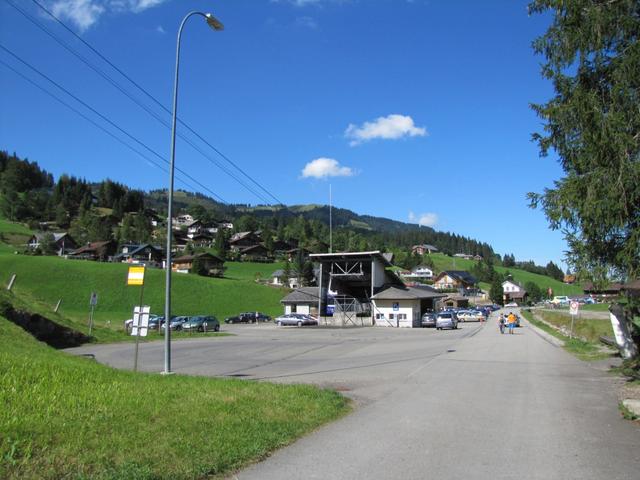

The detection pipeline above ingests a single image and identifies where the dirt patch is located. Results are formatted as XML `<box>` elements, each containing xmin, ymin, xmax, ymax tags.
<box><xmin>0</xmin><ymin>299</ymin><xmax>91</xmax><ymax>348</ymax></box>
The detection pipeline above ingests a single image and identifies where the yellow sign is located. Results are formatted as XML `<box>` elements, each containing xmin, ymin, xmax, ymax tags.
<box><xmin>127</xmin><ymin>266</ymin><xmax>145</xmax><ymax>286</ymax></box>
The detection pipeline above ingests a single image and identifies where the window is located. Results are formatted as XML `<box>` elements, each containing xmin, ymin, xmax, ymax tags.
<box><xmin>389</xmin><ymin>314</ymin><xmax>395</xmax><ymax>320</ymax></box>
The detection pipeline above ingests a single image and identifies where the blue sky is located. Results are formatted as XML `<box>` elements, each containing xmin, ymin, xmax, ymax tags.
<box><xmin>0</xmin><ymin>0</ymin><xmax>568</xmax><ymax>268</ymax></box>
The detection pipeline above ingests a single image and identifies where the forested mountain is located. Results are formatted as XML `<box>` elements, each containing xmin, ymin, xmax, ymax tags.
<box><xmin>1</xmin><ymin>150</ymin><xmax>494</xmax><ymax>259</ymax></box>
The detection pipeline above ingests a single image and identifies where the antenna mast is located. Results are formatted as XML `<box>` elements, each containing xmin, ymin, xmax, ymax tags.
<box><xmin>329</xmin><ymin>184</ymin><xmax>333</xmax><ymax>253</ymax></box>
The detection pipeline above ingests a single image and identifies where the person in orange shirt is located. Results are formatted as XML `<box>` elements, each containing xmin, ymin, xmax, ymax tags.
<box><xmin>507</xmin><ymin>312</ymin><xmax>516</xmax><ymax>334</ymax></box>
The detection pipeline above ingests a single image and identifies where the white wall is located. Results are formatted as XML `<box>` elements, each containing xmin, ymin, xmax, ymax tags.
<box><xmin>502</xmin><ymin>281</ymin><xmax>521</xmax><ymax>293</ymax></box>
<box><xmin>372</xmin><ymin>299</ymin><xmax>420</xmax><ymax>328</ymax></box>
<box><xmin>284</xmin><ymin>304</ymin><xmax>311</xmax><ymax>315</ymax></box>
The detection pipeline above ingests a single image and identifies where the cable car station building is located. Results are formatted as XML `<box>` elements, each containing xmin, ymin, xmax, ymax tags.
<box><xmin>308</xmin><ymin>251</ymin><xmax>445</xmax><ymax>327</ymax></box>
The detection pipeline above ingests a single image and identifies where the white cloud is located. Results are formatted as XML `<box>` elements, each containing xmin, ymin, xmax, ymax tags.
<box><xmin>408</xmin><ymin>211</ymin><xmax>438</xmax><ymax>227</ymax></box>
<box><xmin>48</xmin><ymin>0</ymin><xmax>169</xmax><ymax>31</ymax></box>
<box><xmin>345</xmin><ymin>114</ymin><xmax>427</xmax><ymax>146</ymax></box>
<box><xmin>156</xmin><ymin>25</ymin><xmax>165</xmax><ymax>34</ymax></box>
<box><xmin>301</xmin><ymin>158</ymin><xmax>354</xmax><ymax>179</ymax></box>
<box><xmin>273</xmin><ymin>0</ymin><xmax>325</xmax><ymax>6</ymax></box>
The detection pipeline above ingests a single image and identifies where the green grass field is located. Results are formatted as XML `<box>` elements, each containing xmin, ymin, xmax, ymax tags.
<box><xmin>0</xmin><ymin>315</ymin><xmax>349</xmax><ymax>479</ymax></box>
<box><xmin>0</xmin><ymin>253</ymin><xmax>287</xmax><ymax>341</ymax></box>
<box><xmin>428</xmin><ymin>253</ymin><xmax>584</xmax><ymax>296</ymax></box>
<box><xmin>521</xmin><ymin>309</ymin><xmax>613</xmax><ymax>361</ymax></box>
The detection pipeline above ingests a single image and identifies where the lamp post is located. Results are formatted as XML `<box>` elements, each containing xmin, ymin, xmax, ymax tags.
<box><xmin>164</xmin><ymin>11</ymin><xmax>223</xmax><ymax>375</ymax></box>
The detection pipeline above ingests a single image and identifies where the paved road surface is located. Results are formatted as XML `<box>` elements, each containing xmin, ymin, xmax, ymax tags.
<box><xmin>68</xmin><ymin>313</ymin><xmax>640</xmax><ymax>479</ymax></box>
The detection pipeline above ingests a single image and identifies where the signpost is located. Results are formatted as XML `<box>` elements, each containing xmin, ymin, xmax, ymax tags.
<box><xmin>127</xmin><ymin>266</ymin><xmax>146</xmax><ymax>371</ymax></box>
<box><xmin>88</xmin><ymin>292</ymin><xmax>98</xmax><ymax>336</ymax></box>
<box><xmin>569</xmin><ymin>300</ymin><xmax>579</xmax><ymax>338</ymax></box>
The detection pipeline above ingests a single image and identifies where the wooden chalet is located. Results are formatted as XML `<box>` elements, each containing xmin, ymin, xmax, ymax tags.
<box><xmin>229</xmin><ymin>231</ymin><xmax>262</xmax><ymax>252</ymax></box>
<box><xmin>240</xmin><ymin>244</ymin><xmax>270</xmax><ymax>262</ymax></box>
<box><xmin>68</xmin><ymin>240</ymin><xmax>117</xmax><ymax>261</ymax></box>
<box><xmin>27</xmin><ymin>232</ymin><xmax>77</xmax><ymax>256</ymax></box>
<box><xmin>172</xmin><ymin>252</ymin><xmax>225</xmax><ymax>277</ymax></box>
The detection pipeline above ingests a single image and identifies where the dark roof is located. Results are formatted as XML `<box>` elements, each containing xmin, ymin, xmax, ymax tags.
<box><xmin>623</xmin><ymin>280</ymin><xmax>640</xmax><ymax>292</ymax></box>
<box><xmin>281</xmin><ymin>287</ymin><xmax>319</xmax><ymax>305</ymax></box>
<box><xmin>32</xmin><ymin>232</ymin><xmax>72</xmax><ymax>242</ymax></box>
<box><xmin>413</xmin><ymin>244</ymin><xmax>438</xmax><ymax>251</ymax></box>
<box><xmin>173</xmin><ymin>252</ymin><xmax>224</xmax><ymax>264</ymax></box>
<box><xmin>371</xmin><ymin>285</ymin><xmax>446</xmax><ymax>301</ymax></box>
<box><xmin>286</xmin><ymin>247</ymin><xmax>311</xmax><ymax>254</ymax></box>
<box><xmin>113</xmin><ymin>244</ymin><xmax>162</xmax><ymax>260</ymax></box>
<box><xmin>507</xmin><ymin>290</ymin><xmax>528</xmax><ymax>299</ymax></box>
<box><xmin>309</xmin><ymin>251</ymin><xmax>394</xmax><ymax>268</ymax></box>
<box><xmin>583</xmin><ymin>282</ymin><xmax>624</xmax><ymax>293</ymax></box>
<box><xmin>229</xmin><ymin>231</ymin><xmax>259</xmax><ymax>243</ymax></box>
<box><xmin>70</xmin><ymin>240</ymin><xmax>114</xmax><ymax>255</ymax></box>
<box><xmin>437</xmin><ymin>270</ymin><xmax>477</xmax><ymax>285</ymax></box>
<box><xmin>241</xmin><ymin>244</ymin><xmax>268</xmax><ymax>254</ymax></box>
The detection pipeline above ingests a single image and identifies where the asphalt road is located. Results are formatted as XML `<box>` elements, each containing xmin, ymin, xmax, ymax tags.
<box><xmin>68</xmin><ymin>313</ymin><xmax>640</xmax><ymax>479</ymax></box>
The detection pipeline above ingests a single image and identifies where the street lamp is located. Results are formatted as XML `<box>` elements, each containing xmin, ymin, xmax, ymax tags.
<box><xmin>164</xmin><ymin>11</ymin><xmax>223</xmax><ymax>375</ymax></box>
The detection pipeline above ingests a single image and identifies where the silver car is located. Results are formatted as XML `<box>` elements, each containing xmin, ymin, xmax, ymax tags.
<box><xmin>275</xmin><ymin>313</ymin><xmax>318</xmax><ymax>327</ymax></box>
<box><xmin>436</xmin><ymin>312</ymin><xmax>458</xmax><ymax>330</ymax></box>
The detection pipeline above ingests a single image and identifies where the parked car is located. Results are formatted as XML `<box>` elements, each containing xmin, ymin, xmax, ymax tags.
<box><xmin>421</xmin><ymin>312</ymin><xmax>437</xmax><ymax>328</ymax></box>
<box><xmin>551</xmin><ymin>295</ymin><xmax>570</xmax><ymax>305</ymax></box>
<box><xmin>182</xmin><ymin>315</ymin><xmax>220</xmax><ymax>332</ymax></box>
<box><xmin>161</xmin><ymin>316</ymin><xmax>190</xmax><ymax>331</ymax></box>
<box><xmin>125</xmin><ymin>314</ymin><xmax>163</xmax><ymax>333</ymax></box>
<box><xmin>147</xmin><ymin>315</ymin><xmax>165</xmax><ymax>330</ymax></box>
<box><xmin>504</xmin><ymin>302</ymin><xmax>518</xmax><ymax>308</ymax></box>
<box><xmin>225</xmin><ymin>314</ymin><xmax>243</xmax><ymax>324</ymax></box>
<box><xmin>436</xmin><ymin>312</ymin><xmax>458</xmax><ymax>330</ymax></box>
<box><xmin>461</xmin><ymin>310</ymin><xmax>485</xmax><ymax>322</ymax></box>
<box><xmin>275</xmin><ymin>313</ymin><xmax>318</xmax><ymax>327</ymax></box>
<box><xmin>225</xmin><ymin>312</ymin><xmax>272</xmax><ymax>324</ymax></box>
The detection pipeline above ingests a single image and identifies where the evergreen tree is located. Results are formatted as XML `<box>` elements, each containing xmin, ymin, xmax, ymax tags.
<box><xmin>41</xmin><ymin>233</ymin><xmax>57</xmax><ymax>256</ymax></box>
<box><xmin>528</xmin><ymin>0</ymin><xmax>640</xmax><ymax>281</ymax></box>
<box><xmin>524</xmin><ymin>281</ymin><xmax>543</xmax><ymax>304</ymax></box>
<box><xmin>191</xmin><ymin>255</ymin><xmax>208</xmax><ymax>276</ymax></box>
<box><xmin>214</xmin><ymin>228</ymin><xmax>227</xmax><ymax>260</ymax></box>
<box><xmin>489</xmin><ymin>278</ymin><xmax>504</xmax><ymax>305</ymax></box>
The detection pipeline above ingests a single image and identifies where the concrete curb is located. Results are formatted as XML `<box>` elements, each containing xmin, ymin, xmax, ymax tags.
<box><xmin>522</xmin><ymin>316</ymin><xmax>565</xmax><ymax>348</ymax></box>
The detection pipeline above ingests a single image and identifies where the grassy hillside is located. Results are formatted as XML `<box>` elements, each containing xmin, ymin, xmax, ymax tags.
<box><xmin>428</xmin><ymin>253</ymin><xmax>584</xmax><ymax>296</ymax></box>
<box><xmin>0</xmin><ymin>250</ymin><xmax>287</xmax><ymax>341</ymax></box>
<box><xmin>0</xmin><ymin>315</ymin><xmax>349</xmax><ymax>479</ymax></box>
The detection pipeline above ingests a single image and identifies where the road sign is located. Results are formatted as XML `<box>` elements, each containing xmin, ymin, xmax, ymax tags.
<box><xmin>569</xmin><ymin>301</ymin><xmax>579</xmax><ymax>316</ymax></box>
<box><xmin>89</xmin><ymin>292</ymin><xmax>98</xmax><ymax>306</ymax></box>
<box><xmin>131</xmin><ymin>305</ymin><xmax>150</xmax><ymax>337</ymax></box>
<box><xmin>127</xmin><ymin>266</ymin><xmax>145</xmax><ymax>286</ymax></box>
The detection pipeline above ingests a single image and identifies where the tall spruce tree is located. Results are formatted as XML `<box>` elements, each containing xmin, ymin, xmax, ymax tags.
<box><xmin>529</xmin><ymin>0</ymin><xmax>640</xmax><ymax>356</ymax></box>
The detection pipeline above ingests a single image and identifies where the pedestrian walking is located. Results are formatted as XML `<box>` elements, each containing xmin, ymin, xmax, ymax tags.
<box><xmin>507</xmin><ymin>312</ymin><xmax>516</xmax><ymax>334</ymax></box>
<box><xmin>498</xmin><ymin>313</ymin><xmax>505</xmax><ymax>334</ymax></box>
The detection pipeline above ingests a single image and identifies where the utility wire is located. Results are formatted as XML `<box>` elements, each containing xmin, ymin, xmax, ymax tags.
<box><xmin>0</xmin><ymin>43</ymin><xmax>227</xmax><ymax>204</ymax></box>
<box><xmin>5</xmin><ymin>0</ymin><xmax>271</xmax><ymax>205</ymax></box>
<box><xmin>25</xmin><ymin>0</ymin><xmax>284</xmax><ymax>206</ymax></box>
<box><xmin>0</xmin><ymin>60</ymin><xmax>207</xmax><ymax>198</ymax></box>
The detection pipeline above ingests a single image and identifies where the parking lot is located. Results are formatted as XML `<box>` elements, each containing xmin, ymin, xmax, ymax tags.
<box><xmin>68</xmin><ymin>321</ymin><xmax>484</xmax><ymax>402</ymax></box>
<box><xmin>67</xmin><ymin>314</ymin><xmax>640</xmax><ymax>480</ymax></box>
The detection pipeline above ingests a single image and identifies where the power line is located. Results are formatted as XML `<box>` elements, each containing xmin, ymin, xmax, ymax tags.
<box><xmin>0</xmin><ymin>43</ymin><xmax>227</xmax><ymax>204</ymax></box>
<box><xmin>0</xmin><ymin>59</ymin><xmax>210</xmax><ymax>195</ymax></box>
<box><xmin>5</xmin><ymin>0</ymin><xmax>273</xmax><ymax>205</ymax></box>
<box><xmin>25</xmin><ymin>0</ymin><xmax>284</xmax><ymax>206</ymax></box>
